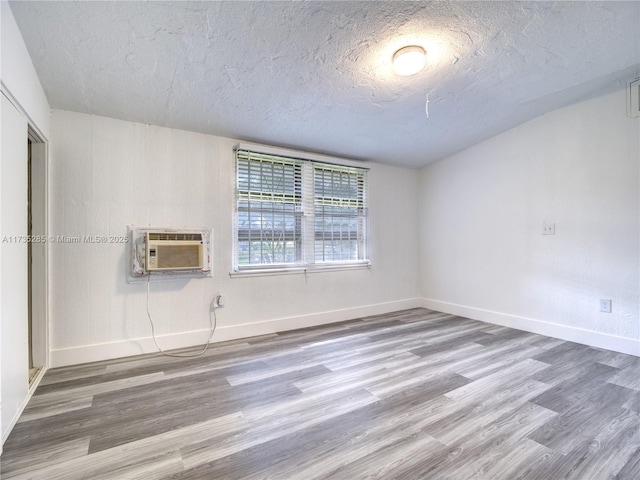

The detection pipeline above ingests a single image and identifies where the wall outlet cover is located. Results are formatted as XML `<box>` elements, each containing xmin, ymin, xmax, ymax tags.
<box><xmin>542</xmin><ymin>221</ymin><xmax>555</xmax><ymax>235</ymax></box>
<box><xmin>599</xmin><ymin>299</ymin><xmax>612</xmax><ymax>313</ymax></box>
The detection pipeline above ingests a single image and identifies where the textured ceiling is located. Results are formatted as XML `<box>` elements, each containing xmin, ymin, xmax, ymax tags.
<box><xmin>9</xmin><ymin>1</ymin><xmax>640</xmax><ymax>168</ymax></box>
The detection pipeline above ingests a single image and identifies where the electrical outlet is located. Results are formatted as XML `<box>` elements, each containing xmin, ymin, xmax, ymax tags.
<box><xmin>599</xmin><ymin>299</ymin><xmax>612</xmax><ymax>313</ymax></box>
<box><xmin>214</xmin><ymin>293</ymin><xmax>225</xmax><ymax>308</ymax></box>
<box><xmin>542</xmin><ymin>221</ymin><xmax>555</xmax><ymax>235</ymax></box>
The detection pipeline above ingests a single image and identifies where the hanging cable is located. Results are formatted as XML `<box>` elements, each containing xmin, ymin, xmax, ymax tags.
<box><xmin>425</xmin><ymin>74</ymin><xmax>430</xmax><ymax>119</ymax></box>
<box><xmin>425</xmin><ymin>93</ymin><xmax>430</xmax><ymax>119</ymax></box>
<box><xmin>146</xmin><ymin>272</ymin><xmax>217</xmax><ymax>358</ymax></box>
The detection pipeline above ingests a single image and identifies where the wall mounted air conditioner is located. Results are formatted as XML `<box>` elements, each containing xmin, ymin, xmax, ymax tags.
<box><xmin>145</xmin><ymin>231</ymin><xmax>205</xmax><ymax>271</ymax></box>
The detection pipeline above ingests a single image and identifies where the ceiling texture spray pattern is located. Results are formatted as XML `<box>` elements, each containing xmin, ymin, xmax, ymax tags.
<box><xmin>9</xmin><ymin>1</ymin><xmax>640</xmax><ymax>167</ymax></box>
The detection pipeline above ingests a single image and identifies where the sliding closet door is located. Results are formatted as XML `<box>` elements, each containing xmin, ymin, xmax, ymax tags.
<box><xmin>1</xmin><ymin>93</ymin><xmax>29</xmax><ymax>442</ymax></box>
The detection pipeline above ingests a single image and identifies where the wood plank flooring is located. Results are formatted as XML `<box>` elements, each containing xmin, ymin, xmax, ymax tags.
<box><xmin>1</xmin><ymin>308</ymin><xmax>638</xmax><ymax>479</ymax></box>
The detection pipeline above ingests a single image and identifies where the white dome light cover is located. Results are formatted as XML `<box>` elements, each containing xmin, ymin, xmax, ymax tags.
<box><xmin>392</xmin><ymin>45</ymin><xmax>426</xmax><ymax>76</ymax></box>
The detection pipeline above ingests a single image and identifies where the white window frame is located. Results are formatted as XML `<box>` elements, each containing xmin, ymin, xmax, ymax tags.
<box><xmin>232</xmin><ymin>143</ymin><xmax>370</xmax><ymax>275</ymax></box>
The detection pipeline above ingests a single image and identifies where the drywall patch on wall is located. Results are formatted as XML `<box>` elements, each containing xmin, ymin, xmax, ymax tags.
<box><xmin>418</xmin><ymin>89</ymin><xmax>639</xmax><ymax>347</ymax></box>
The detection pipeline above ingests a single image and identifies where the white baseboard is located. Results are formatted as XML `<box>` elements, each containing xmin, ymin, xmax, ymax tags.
<box><xmin>421</xmin><ymin>298</ymin><xmax>640</xmax><ymax>357</ymax></box>
<box><xmin>50</xmin><ymin>298</ymin><xmax>422</xmax><ymax>367</ymax></box>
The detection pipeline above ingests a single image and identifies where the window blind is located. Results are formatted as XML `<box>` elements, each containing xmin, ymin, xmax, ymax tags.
<box><xmin>236</xmin><ymin>150</ymin><xmax>303</xmax><ymax>267</ymax></box>
<box><xmin>313</xmin><ymin>164</ymin><xmax>367</xmax><ymax>262</ymax></box>
<box><xmin>234</xmin><ymin>147</ymin><xmax>369</xmax><ymax>271</ymax></box>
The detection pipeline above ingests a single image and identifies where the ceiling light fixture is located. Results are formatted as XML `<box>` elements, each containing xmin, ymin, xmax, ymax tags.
<box><xmin>392</xmin><ymin>45</ymin><xmax>426</xmax><ymax>76</ymax></box>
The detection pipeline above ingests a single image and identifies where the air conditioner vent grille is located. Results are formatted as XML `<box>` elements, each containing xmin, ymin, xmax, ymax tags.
<box><xmin>156</xmin><ymin>245</ymin><xmax>202</xmax><ymax>269</ymax></box>
<box><xmin>148</xmin><ymin>232</ymin><xmax>203</xmax><ymax>242</ymax></box>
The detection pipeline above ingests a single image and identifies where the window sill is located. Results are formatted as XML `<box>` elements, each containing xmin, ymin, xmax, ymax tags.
<box><xmin>229</xmin><ymin>262</ymin><xmax>371</xmax><ymax>278</ymax></box>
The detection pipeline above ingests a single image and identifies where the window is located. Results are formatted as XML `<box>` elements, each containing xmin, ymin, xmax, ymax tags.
<box><xmin>234</xmin><ymin>146</ymin><xmax>369</xmax><ymax>272</ymax></box>
<box><xmin>313</xmin><ymin>163</ymin><xmax>367</xmax><ymax>262</ymax></box>
<box><xmin>235</xmin><ymin>151</ymin><xmax>303</xmax><ymax>266</ymax></box>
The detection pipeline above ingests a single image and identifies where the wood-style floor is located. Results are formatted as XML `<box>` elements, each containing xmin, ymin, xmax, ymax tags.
<box><xmin>1</xmin><ymin>309</ymin><xmax>639</xmax><ymax>479</ymax></box>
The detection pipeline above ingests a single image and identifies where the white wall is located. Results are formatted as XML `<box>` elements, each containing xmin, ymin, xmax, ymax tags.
<box><xmin>49</xmin><ymin>110</ymin><xmax>420</xmax><ymax>367</ymax></box>
<box><xmin>0</xmin><ymin>2</ymin><xmax>50</xmax><ymax>139</ymax></box>
<box><xmin>419</xmin><ymin>89</ymin><xmax>639</xmax><ymax>355</ymax></box>
<box><xmin>0</xmin><ymin>1</ymin><xmax>50</xmax><ymax>445</ymax></box>
<box><xmin>1</xmin><ymin>95</ymin><xmax>29</xmax><ymax>444</ymax></box>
